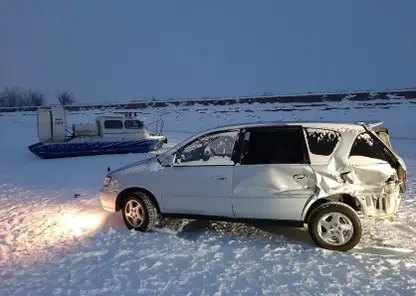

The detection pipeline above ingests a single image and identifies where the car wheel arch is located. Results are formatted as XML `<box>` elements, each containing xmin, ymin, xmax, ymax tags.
<box><xmin>303</xmin><ymin>194</ymin><xmax>362</xmax><ymax>223</ymax></box>
<box><xmin>116</xmin><ymin>187</ymin><xmax>161</xmax><ymax>214</ymax></box>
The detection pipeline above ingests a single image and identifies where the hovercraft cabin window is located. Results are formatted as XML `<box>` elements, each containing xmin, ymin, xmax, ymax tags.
<box><xmin>104</xmin><ymin>120</ymin><xmax>123</xmax><ymax>129</ymax></box>
<box><xmin>124</xmin><ymin>120</ymin><xmax>144</xmax><ymax>129</ymax></box>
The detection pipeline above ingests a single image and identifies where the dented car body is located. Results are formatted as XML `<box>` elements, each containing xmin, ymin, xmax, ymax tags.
<box><xmin>99</xmin><ymin>120</ymin><xmax>407</xmax><ymax>251</ymax></box>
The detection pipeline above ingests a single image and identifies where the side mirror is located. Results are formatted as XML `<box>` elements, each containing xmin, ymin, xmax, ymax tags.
<box><xmin>162</xmin><ymin>154</ymin><xmax>175</xmax><ymax>167</ymax></box>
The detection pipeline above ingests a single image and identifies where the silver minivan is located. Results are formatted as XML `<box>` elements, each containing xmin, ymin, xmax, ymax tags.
<box><xmin>99</xmin><ymin>121</ymin><xmax>407</xmax><ymax>251</ymax></box>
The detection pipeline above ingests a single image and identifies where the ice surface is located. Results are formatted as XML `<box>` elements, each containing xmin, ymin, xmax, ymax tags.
<box><xmin>0</xmin><ymin>100</ymin><xmax>415</xmax><ymax>295</ymax></box>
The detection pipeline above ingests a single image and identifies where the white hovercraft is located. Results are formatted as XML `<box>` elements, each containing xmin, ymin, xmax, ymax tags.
<box><xmin>28</xmin><ymin>106</ymin><xmax>167</xmax><ymax>159</ymax></box>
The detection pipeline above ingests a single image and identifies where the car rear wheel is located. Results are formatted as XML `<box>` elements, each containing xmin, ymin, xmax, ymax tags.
<box><xmin>121</xmin><ymin>192</ymin><xmax>158</xmax><ymax>232</ymax></box>
<box><xmin>308</xmin><ymin>201</ymin><xmax>362</xmax><ymax>251</ymax></box>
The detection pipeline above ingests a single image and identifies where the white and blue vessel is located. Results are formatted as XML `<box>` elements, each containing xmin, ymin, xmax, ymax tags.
<box><xmin>28</xmin><ymin>106</ymin><xmax>167</xmax><ymax>159</ymax></box>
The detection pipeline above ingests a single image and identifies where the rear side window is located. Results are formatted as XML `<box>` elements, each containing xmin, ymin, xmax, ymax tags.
<box><xmin>104</xmin><ymin>120</ymin><xmax>123</xmax><ymax>129</ymax></box>
<box><xmin>349</xmin><ymin>132</ymin><xmax>388</xmax><ymax>161</ymax></box>
<box><xmin>241</xmin><ymin>127</ymin><xmax>308</xmax><ymax>165</ymax></box>
<box><xmin>305</xmin><ymin>128</ymin><xmax>341</xmax><ymax>156</ymax></box>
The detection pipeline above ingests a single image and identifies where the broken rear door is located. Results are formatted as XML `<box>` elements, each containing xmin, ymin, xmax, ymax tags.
<box><xmin>232</xmin><ymin>126</ymin><xmax>316</xmax><ymax>221</ymax></box>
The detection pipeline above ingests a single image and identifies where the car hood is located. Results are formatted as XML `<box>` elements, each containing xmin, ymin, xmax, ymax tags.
<box><xmin>108</xmin><ymin>156</ymin><xmax>157</xmax><ymax>175</ymax></box>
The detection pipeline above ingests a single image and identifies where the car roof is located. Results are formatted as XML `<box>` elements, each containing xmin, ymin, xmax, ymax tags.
<box><xmin>200</xmin><ymin>120</ymin><xmax>376</xmax><ymax>133</ymax></box>
<box><xmin>161</xmin><ymin>119</ymin><xmax>383</xmax><ymax>155</ymax></box>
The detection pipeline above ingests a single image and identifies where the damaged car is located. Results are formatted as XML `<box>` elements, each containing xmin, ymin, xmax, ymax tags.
<box><xmin>99</xmin><ymin>120</ymin><xmax>407</xmax><ymax>251</ymax></box>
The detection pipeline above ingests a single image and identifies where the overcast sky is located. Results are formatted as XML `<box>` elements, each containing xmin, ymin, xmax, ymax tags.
<box><xmin>1</xmin><ymin>0</ymin><xmax>416</xmax><ymax>104</ymax></box>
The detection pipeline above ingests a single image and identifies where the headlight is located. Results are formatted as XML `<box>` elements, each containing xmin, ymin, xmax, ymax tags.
<box><xmin>103</xmin><ymin>176</ymin><xmax>111</xmax><ymax>187</ymax></box>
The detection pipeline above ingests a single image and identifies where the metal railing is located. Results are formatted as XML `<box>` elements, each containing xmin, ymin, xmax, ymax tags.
<box><xmin>146</xmin><ymin>118</ymin><xmax>165</xmax><ymax>135</ymax></box>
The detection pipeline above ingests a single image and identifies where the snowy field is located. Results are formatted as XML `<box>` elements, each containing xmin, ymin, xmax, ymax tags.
<box><xmin>1</xmin><ymin>100</ymin><xmax>416</xmax><ymax>295</ymax></box>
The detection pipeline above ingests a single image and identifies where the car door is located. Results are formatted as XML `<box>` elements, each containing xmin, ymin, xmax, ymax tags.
<box><xmin>161</xmin><ymin>129</ymin><xmax>240</xmax><ymax>217</ymax></box>
<box><xmin>232</xmin><ymin>125</ymin><xmax>316</xmax><ymax>220</ymax></box>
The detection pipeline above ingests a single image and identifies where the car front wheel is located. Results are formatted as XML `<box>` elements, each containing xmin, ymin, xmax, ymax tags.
<box><xmin>308</xmin><ymin>201</ymin><xmax>362</xmax><ymax>251</ymax></box>
<box><xmin>121</xmin><ymin>192</ymin><xmax>158</xmax><ymax>232</ymax></box>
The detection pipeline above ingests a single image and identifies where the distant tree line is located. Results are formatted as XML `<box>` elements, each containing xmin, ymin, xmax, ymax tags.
<box><xmin>0</xmin><ymin>87</ymin><xmax>76</xmax><ymax>107</ymax></box>
<box><xmin>57</xmin><ymin>90</ymin><xmax>75</xmax><ymax>105</ymax></box>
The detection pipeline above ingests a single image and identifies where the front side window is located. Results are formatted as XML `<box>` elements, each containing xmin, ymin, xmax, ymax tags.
<box><xmin>174</xmin><ymin>130</ymin><xmax>239</xmax><ymax>166</ymax></box>
<box><xmin>241</xmin><ymin>127</ymin><xmax>308</xmax><ymax>165</ymax></box>
<box><xmin>124</xmin><ymin>120</ymin><xmax>144</xmax><ymax>129</ymax></box>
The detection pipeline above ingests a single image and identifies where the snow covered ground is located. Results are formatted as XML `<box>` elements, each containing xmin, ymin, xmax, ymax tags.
<box><xmin>1</xmin><ymin>100</ymin><xmax>416</xmax><ymax>295</ymax></box>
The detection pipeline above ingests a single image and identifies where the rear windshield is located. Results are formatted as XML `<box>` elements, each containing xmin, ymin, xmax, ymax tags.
<box><xmin>373</xmin><ymin>127</ymin><xmax>392</xmax><ymax>149</ymax></box>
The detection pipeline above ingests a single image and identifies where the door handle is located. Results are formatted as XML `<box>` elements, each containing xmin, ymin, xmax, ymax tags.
<box><xmin>214</xmin><ymin>176</ymin><xmax>228</xmax><ymax>180</ymax></box>
<box><xmin>293</xmin><ymin>174</ymin><xmax>306</xmax><ymax>180</ymax></box>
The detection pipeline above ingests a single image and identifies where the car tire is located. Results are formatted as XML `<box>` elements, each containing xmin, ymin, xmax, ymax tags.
<box><xmin>121</xmin><ymin>192</ymin><xmax>158</xmax><ymax>232</ymax></box>
<box><xmin>307</xmin><ymin>201</ymin><xmax>362</xmax><ymax>251</ymax></box>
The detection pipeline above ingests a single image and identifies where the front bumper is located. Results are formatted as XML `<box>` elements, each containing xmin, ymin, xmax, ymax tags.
<box><xmin>99</xmin><ymin>189</ymin><xmax>118</xmax><ymax>212</ymax></box>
